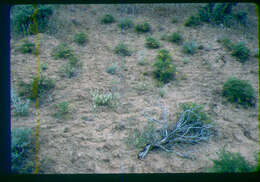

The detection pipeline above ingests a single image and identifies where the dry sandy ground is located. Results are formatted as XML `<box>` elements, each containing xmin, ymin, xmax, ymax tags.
<box><xmin>11</xmin><ymin>4</ymin><xmax>258</xmax><ymax>173</ymax></box>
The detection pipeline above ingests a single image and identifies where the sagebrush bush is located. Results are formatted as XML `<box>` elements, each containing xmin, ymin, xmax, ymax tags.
<box><xmin>101</xmin><ymin>14</ymin><xmax>115</xmax><ymax>24</ymax></box>
<box><xmin>182</xmin><ymin>41</ymin><xmax>198</xmax><ymax>55</ymax></box>
<box><xmin>91</xmin><ymin>91</ymin><xmax>118</xmax><ymax>109</ymax></box>
<box><xmin>145</xmin><ymin>36</ymin><xmax>160</xmax><ymax>49</ymax></box>
<box><xmin>59</xmin><ymin>63</ymin><xmax>78</xmax><ymax>78</ymax></box>
<box><xmin>209</xmin><ymin>149</ymin><xmax>254</xmax><ymax>172</ymax></box>
<box><xmin>168</xmin><ymin>32</ymin><xmax>183</xmax><ymax>44</ymax></box>
<box><xmin>185</xmin><ymin>15</ymin><xmax>200</xmax><ymax>27</ymax></box>
<box><xmin>18</xmin><ymin>75</ymin><xmax>55</xmax><ymax>100</ymax></box>
<box><xmin>11</xmin><ymin>127</ymin><xmax>34</xmax><ymax>173</ymax></box>
<box><xmin>222</xmin><ymin>77</ymin><xmax>256</xmax><ymax>107</ymax></box>
<box><xmin>135</xmin><ymin>22</ymin><xmax>150</xmax><ymax>33</ymax></box>
<box><xmin>114</xmin><ymin>43</ymin><xmax>131</xmax><ymax>56</ymax></box>
<box><xmin>118</xmin><ymin>18</ymin><xmax>134</xmax><ymax>30</ymax></box>
<box><xmin>158</xmin><ymin>87</ymin><xmax>166</xmax><ymax>97</ymax></box>
<box><xmin>106</xmin><ymin>63</ymin><xmax>118</xmax><ymax>75</ymax></box>
<box><xmin>74</xmin><ymin>32</ymin><xmax>88</xmax><ymax>45</ymax></box>
<box><xmin>177</xmin><ymin>102</ymin><xmax>211</xmax><ymax>124</ymax></box>
<box><xmin>231</xmin><ymin>42</ymin><xmax>250</xmax><ymax>62</ymax></box>
<box><xmin>52</xmin><ymin>101</ymin><xmax>70</xmax><ymax>118</ymax></box>
<box><xmin>11</xmin><ymin>5</ymin><xmax>53</xmax><ymax>37</ymax></box>
<box><xmin>52</xmin><ymin>43</ymin><xmax>75</xmax><ymax>60</ymax></box>
<box><xmin>152</xmin><ymin>49</ymin><xmax>177</xmax><ymax>84</ymax></box>
<box><xmin>40</xmin><ymin>62</ymin><xmax>48</xmax><ymax>71</ymax></box>
<box><xmin>218</xmin><ymin>38</ymin><xmax>233</xmax><ymax>51</ymax></box>
<box><xmin>19</xmin><ymin>40</ymin><xmax>36</xmax><ymax>54</ymax></box>
<box><xmin>11</xmin><ymin>88</ymin><xmax>30</xmax><ymax>116</ymax></box>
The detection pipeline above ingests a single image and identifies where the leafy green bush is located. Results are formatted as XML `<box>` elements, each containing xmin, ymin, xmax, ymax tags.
<box><xmin>234</xmin><ymin>11</ymin><xmax>247</xmax><ymax>26</ymax></box>
<box><xmin>52</xmin><ymin>43</ymin><xmax>75</xmax><ymax>60</ymax></box>
<box><xmin>185</xmin><ymin>15</ymin><xmax>200</xmax><ymax>27</ymax></box>
<box><xmin>11</xmin><ymin>5</ymin><xmax>53</xmax><ymax>36</ymax></box>
<box><xmin>101</xmin><ymin>14</ymin><xmax>115</xmax><ymax>24</ymax></box>
<box><xmin>18</xmin><ymin>75</ymin><xmax>55</xmax><ymax>100</ymax></box>
<box><xmin>40</xmin><ymin>62</ymin><xmax>48</xmax><ymax>71</ymax></box>
<box><xmin>177</xmin><ymin>102</ymin><xmax>211</xmax><ymax>124</ymax></box>
<box><xmin>218</xmin><ymin>38</ymin><xmax>233</xmax><ymax>51</ymax></box>
<box><xmin>11</xmin><ymin>88</ymin><xmax>30</xmax><ymax>116</ymax></box>
<box><xmin>182</xmin><ymin>41</ymin><xmax>198</xmax><ymax>55</ymax></box>
<box><xmin>168</xmin><ymin>32</ymin><xmax>183</xmax><ymax>44</ymax></box>
<box><xmin>106</xmin><ymin>63</ymin><xmax>118</xmax><ymax>75</ymax></box>
<box><xmin>222</xmin><ymin>77</ymin><xmax>256</xmax><ymax>107</ymax></box>
<box><xmin>114</xmin><ymin>43</ymin><xmax>131</xmax><ymax>56</ymax></box>
<box><xmin>209</xmin><ymin>149</ymin><xmax>255</xmax><ymax>172</ymax></box>
<box><xmin>135</xmin><ymin>22</ymin><xmax>151</xmax><ymax>33</ymax></box>
<box><xmin>231</xmin><ymin>42</ymin><xmax>250</xmax><ymax>62</ymax></box>
<box><xmin>11</xmin><ymin>127</ymin><xmax>34</xmax><ymax>173</ymax></box>
<box><xmin>152</xmin><ymin>49</ymin><xmax>177</xmax><ymax>84</ymax></box>
<box><xmin>74</xmin><ymin>32</ymin><xmax>88</xmax><ymax>45</ymax></box>
<box><xmin>52</xmin><ymin>101</ymin><xmax>70</xmax><ymax>118</ymax></box>
<box><xmin>91</xmin><ymin>91</ymin><xmax>118</xmax><ymax>109</ymax></box>
<box><xmin>19</xmin><ymin>40</ymin><xmax>36</xmax><ymax>54</ymax></box>
<box><xmin>145</xmin><ymin>36</ymin><xmax>160</xmax><ymax>49</ymax></box>
<box><xmin>118</xmin><ymin>18</ymin><xmax>134</xmax><ymax>30</ymax></box>
<box><xmin>158</xmin><ymin>87</ymin><xmax>166</xmax><ymax>97</ymax></box>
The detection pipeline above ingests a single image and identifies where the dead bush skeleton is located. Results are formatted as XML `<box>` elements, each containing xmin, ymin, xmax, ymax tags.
<box><xmin>138</xmin><ymin>103</ymin><xmax>214</xmax><ymax>159</ymax></box>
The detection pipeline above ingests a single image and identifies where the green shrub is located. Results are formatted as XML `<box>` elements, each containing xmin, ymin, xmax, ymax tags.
<box><xmin>231</xmin><ymin>42</ymin><xmax>250</xmax><ymax>62</ymax></box>
<box><xmin>177</xmin><ymin>102</ymin><xmax>211</xmax><ymax>124</ymax></box>
<box><xmin>209</xmin><ymin>149</ymin><xmax>255</xmax><ymax>172</ymax></box>
<box><xmin>182</xmin><ymin>41</ymin><xmax>198</xmax><ymax>55</ymax></box>
<box><xmin>158</xmin><ymin>88</ymin><xmax>166</xmax><ymax>97</ymax></box>
<box><xmin>52</xmin><ymin>101</ymin><xmax>70</xmax><ymax>118</ymax></box>
<box><xmin>234</xmin><ymin>11</ymin><xmax>247</xmax><ymax>26</ymax></box>
<box><xmin>11</xmin><ymin>127</ymin><xmax>34</xmax><ymax>173</ymax></box>
<box><xmin>135</xmin><ymin>22</ymin><xmax>151</xmax><ymax>33</ymax></box>
<box><xmin>19</xmin><ymin>40</ymin><xmax>36</xmax><ymax>54</ymax></box>
<box><xmin>185</xmin><ymin>15</ymin><xmax>200</xmax><ymax>27</ymax></box>
<box><xmin>18</xmin><ymin>75</ymin><xmax>55</xmax><ymax>100</ymax></box>
<box><xmin>183</xmin><ymin>57</ymin><xmax>190</xmax><ymax>64</ymax></box>
<box><xmin>106</xmin><ymin>63</ymin><xmax>118</xmax><ymax>75</ymax></box>
<box><xmin>74</xmin><ymin>32</ymin><xmax>88</xmax><ymax>45</ymax></box>
<box><xmin>114</xmin><ymin>43</ymin><xmax>131</xmax><ymax>56</ymax></box>
<box><xmin>59</xmin><ymin>63</ymin><xmax>78</xmax><ymax>78</ymax></box>
<box><xmin>118</xmin><ymin>18</ymin><xmax>134</xmax><ymax>30</ymax></box>
<box><xmin>171</xmin><ymin>17</ymin><xmax>178</xmax><ymax>24</ymax></box>
<box><xmin>11</xmin><ymin>5</ymin><xmax>53</xmax><ymax>36</ymax></box>
<box><xmin>152</xmin><ymin>49</ymin><xmax>177</xmax><ymax>84</ymax></box>
<box><xmin>40</xmin><ymin>62</ymin><xmax>48</xmax><ymax>71</ymax></box>
<box><xmin>91</xmin><ymin>91</ymin><xmax>118</xmax><ymax>109</ymax></box>
<box><xmin>222</xmin><ymin>77</ymin><xmax>256</xmax><ymax>107</ymax></box>
<box><xmin>219</xmin><ymin>38</ymin><xmax>233</xmax><ymax>51</ymax></box>
<box><xmin>52</xmin><ymin>43</ymin><xmax>75</xmax><ymax>60</ymax></box>
<box><xmin>138</xmin><ymin>59</ymin><xmax>148</xmax><ymax>66</ymax></box>
<box><xmin>11</xmin><ymin>88</ymin><xmax>30</xmax><ymax>116</ymax></box>
<box><xmin>145</xmin><ymin>36</ymin><xmax>160</xmax><ymax>49</ymax></box>
<box><xmin>101</xmin><ymin>14</ymin><xmax>115</xmax><ymax>24</ymax></box>
<box><xmin>168</xmin><ymin>32</ymin><xmax>183</xmax><ymax>44</ymax></box>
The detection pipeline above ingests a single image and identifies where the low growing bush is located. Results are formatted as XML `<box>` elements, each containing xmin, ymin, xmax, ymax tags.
<box><xmin>19</xmin><ymin>40</ymin><xmax>36</xmax><ymax>54</ymax></box>
<box><xmin>11</xmin><ymin>88</ymin><xmax>30</xmax><ymax>116</ymax></box>
<box><xmin>222</xmin><ymin>77</ymin><xmax>256</xmax><ymax>107</ymax></box>
<box><xmin>118</xmin><ymin>18</ymin><xmax>134</xmax><ymax>30</ymax></box>
<box><xmin>168</xmin><ymin>32</ymin><xmax>183</xmax><ymax>44</ymax></box>
<box><xmin>185</xmin><ymin>15</ymin><xmax>200</xmax><ymax>27</ymax></box>
<box><xmin>231</xmin><ymin>42</ymin><xmax>250</xmax><ymax>62</ymax></box>
<box><xmin>74</xmin><ymin>32</ymin><xmax>88</xmax><ymax>45</ymax></box>
<box><xmin>114</xmin><ymin>43</ymin><xmax>131</xmax><ymax>56</ymax></box>
<box><xmin>145</xmin><ymin>36</ymin><xmax>160</xmax><ymax>49</ymax></box>
<box><xmin>182</xmin><ymin>41</ymin><xmax>198</xmax><ymax>55</ymax></box>
<box><xmin>52</xmin><ymin>43</ymin><xmax>75</xmax><ymax>60</ymax></box>
<box><xmin>101</xmin><ymin>14</ymin><xmax>115</xmax><ymax>24</ymax></box>
<box><xmin>106</xmin><ymin>63</ymin><xmax>118</xmax><ymax>75</ymax></box>
<box><xmin>91</xmin><ymin>91</ymin><xmax>118</xmax><ymax>109</ymax></box>
<box><xmin>135</xmin><ymin>22</ymin><xmax>150</xmax><ymax>33</ymax></box>
<box><xmin>52</xmin><ymin>101</ymin><xmax>70</xmax><ymax>118</ymax></box>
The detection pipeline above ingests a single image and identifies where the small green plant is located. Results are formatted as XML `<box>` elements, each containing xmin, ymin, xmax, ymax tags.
<box><xmin>182</xmin><ymin>41</ymin><xmax>198</xmax><ymax>55</ymax></box>
<box><xmin>158</xmin><ymin>87</ymin><xmax>166</xmax><ymax>97</ymax></box>
<box><xmin>152</xmin><ymin>49</ymin><xmax>177</xmax><ymax>84</ymax></box>
<box><xmin>219</xmin><ymin>38</ymin><xmax>233</xmax><ymax>51</ymax></box>
<box><xmin>135</xmin><ymin>82</ymin><xmax>150</xmax><ymax>95</ymax></box>
<box><xmin>171</xmin><ymin>17</ymin><xmax>178</xmax><ymax>24</ymax></box>
<box><xmin>231</xmin><ymin>42</ymin><xmax>250</xmax><ymax>62</ymax></box>
<box><xmin>52</xmin><ymin>101</ymin><xmax>70</xmax><ymax>118</ymax></box>
<box><xmin>118</xmin><ymin>18</ymin><xmax>134</xmax><ymax>30</ymax></box>
<box><xmin>234</xmin><ymin>11</ymin><xmax>247</xmax><ymax>26</ymax></box>
<box><xmin>52</xmin><ymin>43</ymin><xmax>75</xmax><ymax>60</ymax></box>
<box><xmin>101</xmin><ymin>14</ymin><xmax>115</xmax><ymax>24</ymax></box>
<box><xmin>74</xmin><ymin>32</ymin><xmax>88</xmax><ymax>45</ymax></box>
<box><xmin>114</xmin><ymin>43</ymin><xmax>131</xmax><ymax>56</ymax></box>
<box><xmin>208</xmin><ymin>149</ymin><xmax>255</xmax><ymax>172</ymax></box>
<box><xmin>145</xmin><ymin>36</ymin><xmax>160</xmax><ymax>49</ymax></box>
<box><xmin>11</xmin><ymin>88</ymin><xmax>30</xmax><ymax>116</ymax></box>
<box><xmin>91</xmin><ymin>90</ymin><xmax>118</xmax><ymax>109</ymax></box>
<box><xmin>183</xmin><ymin>57</ymin><xmax>190</xmax><ymax>64</ymax></box>
<box><xmin>135</xmin><ymin>22</ymin><xmax>150</xmax><ymax>33</ymax></box>
<box><xmin>106</xmin><ymin>63</ymin><xmax>118</xmax><ymax>75</ymax></box>
<box><xmin>11</xmin><ymin>127</ymin><xmax>34</xmax><ymax>173</ymax></box>
<box><xmin>222</xmin><ymin>77</ymin><xmax>256</xmax><ymax>107</ymax></box>
<box><xmin>19</xmin><ymin>40</ymin><xmax>36</xmax><ymax>54</ymax></box>
<box><xmin>59</xmin><ymin>63</ymin><xmax>78</xmax><ymax>78</ymax></box>
<box><xmin>138</xmin><ymin>59</ymin><xmax>148</xmax><ymax>66</ymax></box>
<box><xmin>168</xmin><ymin>32</ymin><xmax>183</xmax><ymax>44</ymax></box>
<box><xmin>40</xmin><ymin>62</ymin><xmax>48</xmax><ymax>71</ymax></box>
<box><xmin>184</xmin><ymin>15</ymin><xmax>200</xmax><ymax>27</ymax></box>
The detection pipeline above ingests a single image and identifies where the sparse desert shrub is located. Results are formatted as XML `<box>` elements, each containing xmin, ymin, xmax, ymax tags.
<box><xmin>158</xmin><ymin>87</ymin><xmax>166</xmax><ymax>97</ymax></box>
<box><xmin>171</xmin><ymin>17</ymin><xmax>178</xmax><ymax>24</ymax></box>
<box><xmin>91</xmin><ymin>91</ymin><xmax>118</xmax><ymax>109</ymax></box>
<box><xmin>135</xmin><ymin>22</ymin><xmax>150</xmax><ymax>33</ymax></box>
<box><xmin>52</xmin><ymin>101</ymin><xmax>70</xmax><ymax>118</ymax></box>
<box><xmin>11</xmin><ymin>5</ymin><xmax>53</xmax><ymax>37</ymax></box>
<box><xmin>114</xmin><ymin>43</ymin><xmax>131</xmax><ymax>56</ymax></box>
<box><xmin>19</xmin><ymin>40</ymin><xmax>36</xmax><ymax>54</ymax></box>
<box><xmin>101</xmin><ymin>14</ymin><xmax>115</xmax><ymax>24</ymax></box>
<box><xmin>138</xmin><ymin>59</ymin><xmax>148</xmax><ymax>66</ymax></box>
<box><xmin>182</xmin><ymin>41</ymin><xmax>198</xmax><ymax>55</ymax></box>
<box><xmin>11</xmin><ymin>88</ymin><xmax>30</xmax><ymax>116</ymax></box>
<box><xmin>74</xmin><ymin>32</ymin><xmax>88</xmax><ymax>45</ymax></box>
<box><xmin>52</xmin><ymin>43</ymin><xmax>75</xmax><ymax>60</ymax></box>
<box><xmin>152</xmin><ymin>49</ymin><xmax>177</xmax><ymax>84</ymax></box>
<box><xmin>145</xmin><ymin>36</ymin><xmax>160</xmax><ymax>49</ymax></box>
<box><xmin>234</xmin><ymin>11</ymin><xmax>247</xmax><ymax>26</ymax></box>
<box><xmin>106</xmin><ymin>63</ymin><xmax>118</xmax><ymax>75</ymax></box>
<box><xmin>222</xmin><ymin>77</ymin><xmax>256</xmax><ymax>107</ymax></box>
<box><xmin>59</xmin><ymin>63</ymin><xmax>78</xmax><ymax>78</ymax></box>
<box><xmin>40</xmin><ymin>62</ymin><xmax>48</xmax><ymax>71</ymax></box>
<box><xmin>218</xmin><ymin>38</ymin><xmax>233</xmax><ymax>51</ymax></box>
<box><xmin>135</xmin><ymin>82</ymin><xmax>150</xmax><ymax>95</ymax></box>
<box><xmin>183</xmin><ymin>57</ymin><xmax>190</xmax><ymax>64</ymax></box>
<box><xmin>18</xmin><ymin>75</ymin><xmax>55</xmax><ymax>100</ymax></box>
<box><xmin>209</xmin><ymin>149</ymin><xmax>255</xmax><ymax>172</ymax></box>
<box><xmin>11</xmin><ymin>127</ymin><xmax>34</xmax><ymax>173</ymax></box>
<box><xmin>185</xmin><ymin>15</ymin><xmax>200</xmax><ymax>27</ymax></box>
<box><xmin>118</xmin><ymin>18</ymin><xmax>134</xmax><ymax>30</ymax></box>
<box><xmin>168</xmin><ymin>32</ymin><xmax>183</xmax><ymax>44</ymax></box>
<box><xmin>231</xmin><ymin>42</ymin><xmax>250</xmax><ymax>62</ymax></box>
